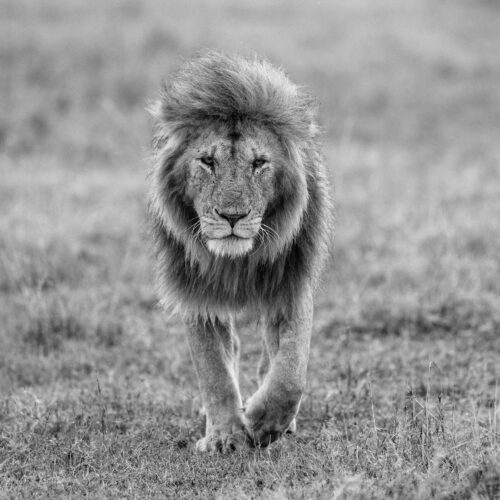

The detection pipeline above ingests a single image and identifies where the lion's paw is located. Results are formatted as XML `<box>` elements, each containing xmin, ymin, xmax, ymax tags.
<box><xmin>243</xmin><ymin>390</ymin><xmax>300</xmax><ymax>447</ymax></box>
<box><xmin>195</xmin><ymin>419</ymin><xmax>249</xmax><ymax>453</ymax></box>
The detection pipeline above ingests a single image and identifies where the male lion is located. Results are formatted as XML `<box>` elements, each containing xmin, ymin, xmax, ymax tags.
<box><xmin>148</xmin><ymin>52</ymin><xmax>333</xmax><ymax>452</ymax></box>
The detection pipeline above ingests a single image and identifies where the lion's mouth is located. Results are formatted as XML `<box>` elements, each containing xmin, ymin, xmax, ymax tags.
<box><xmin>210</xmin><ymin>234</ymin><xmax>251</xmax><ymax>242</ymax></box>
<box><xmin>222</xmin><ymin>234</ymin><xmax>246</xmax><ymax>241</ymax></box>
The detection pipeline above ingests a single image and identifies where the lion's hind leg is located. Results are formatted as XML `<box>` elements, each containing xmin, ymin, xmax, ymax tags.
<box><xmin>187</xmin><ymin>316</ymin><xmax>249</xmax><ymax>453</ymax></box>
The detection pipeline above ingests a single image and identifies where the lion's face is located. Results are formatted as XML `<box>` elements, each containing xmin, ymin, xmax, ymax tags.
<box><xmin>183</xmin><ymin>122</ymin><xmax>282</xmax><ymax>257</ymax></box>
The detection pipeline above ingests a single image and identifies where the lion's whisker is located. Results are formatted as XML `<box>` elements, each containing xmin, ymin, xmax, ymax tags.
<box><xmin>180</xmin><ymin>219</ymin><xmax>201</xmax><ymax>238</ymax></box>
<box><xmin>261</xmin><ymin>223</ymin><xmax>281</xmax><ymax>243</ymax></box>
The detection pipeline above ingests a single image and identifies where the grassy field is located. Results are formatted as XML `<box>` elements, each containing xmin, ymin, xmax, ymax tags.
<box><xmin>1</xmin><ymin>0</ymin><xmax>500</xmax><ymax>498</ymax></box>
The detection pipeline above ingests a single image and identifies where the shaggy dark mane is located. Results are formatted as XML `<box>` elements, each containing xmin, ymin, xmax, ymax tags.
<box><xmin>151</xmin><ymin>51</ymin><xmax>317</xmax><ymax>147</ymax></box>
<box><xmin>149</xmin><ymin>51</ymin><xmax>333</xmax><ymax>317</ymax></box>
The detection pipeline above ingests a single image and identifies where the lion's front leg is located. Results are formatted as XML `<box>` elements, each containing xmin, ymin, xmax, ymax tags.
<box><xmin>186</xmin><ymin>316</ymin><xmax>247</xmax><ymax>453</ymax></box>
<box><xmin>245</xmin><ymin>287</ymin><xmax>313</xmax><ymax>446</ymax></box>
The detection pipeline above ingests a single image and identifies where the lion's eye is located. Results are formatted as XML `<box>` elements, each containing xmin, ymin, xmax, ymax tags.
<box><xmin>252</xmin><ymin>158</ymin><xmax>267</xmax><ymax>170</ymax></box>
<box><xmin>200</xmin><ymin>156</ymin><xmax>215</xmax><ymax>171</ymax></box>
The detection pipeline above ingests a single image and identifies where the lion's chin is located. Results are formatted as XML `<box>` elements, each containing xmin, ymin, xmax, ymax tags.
<box><xmin>206</xmin><ymin>237</ymin><xmax>254</xmax><ymax>258</ymax></box>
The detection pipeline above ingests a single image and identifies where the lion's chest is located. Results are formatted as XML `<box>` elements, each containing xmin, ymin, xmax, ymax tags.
<box><xmin>176</xmin><ymin>254</ymin><xmax>297</xmax><ymax>310</ymax></box>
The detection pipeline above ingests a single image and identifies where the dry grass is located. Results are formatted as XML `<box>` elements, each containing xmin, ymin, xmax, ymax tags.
<box><xmin>1</xmin><ymin>0</ymin><xmax>499</xmax><ymax>498</ymax></box>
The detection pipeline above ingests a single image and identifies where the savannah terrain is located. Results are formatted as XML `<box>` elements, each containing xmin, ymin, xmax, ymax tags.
<box><xmin>1</xmin><ymin>0</ymin><xmax>499</xmax><ymax>498</ymax></box>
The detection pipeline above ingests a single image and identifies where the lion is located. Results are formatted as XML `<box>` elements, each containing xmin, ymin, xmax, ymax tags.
<box><xmin>148</xmin><ymin>51</ymin><xmax>333</xmax><ymax>452</ymax></box>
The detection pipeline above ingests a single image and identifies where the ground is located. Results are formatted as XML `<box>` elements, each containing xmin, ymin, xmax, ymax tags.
<box><xmin>1</xmin><ymin>0</ymin><xmax>499</xmax><ymax>498</ymax></box>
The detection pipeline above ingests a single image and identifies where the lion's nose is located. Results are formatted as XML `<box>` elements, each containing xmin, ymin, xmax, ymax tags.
<box><xmin>216</xmin><ymin>210</ymin><xmax>249</xmax><ymax>228</ymax></box>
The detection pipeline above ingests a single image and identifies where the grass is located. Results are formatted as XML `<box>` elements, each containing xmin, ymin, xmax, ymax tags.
<box><xmin>1</xmin><ymin>0</ymin><xmax>499</xmax><ymax>498</ymax></box>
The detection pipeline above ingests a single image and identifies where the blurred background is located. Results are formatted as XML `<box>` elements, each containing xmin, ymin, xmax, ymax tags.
<box><xmin>1</xmin><ymin>0</ymin><xmax>499</xmax><ymax>496</ymax></box>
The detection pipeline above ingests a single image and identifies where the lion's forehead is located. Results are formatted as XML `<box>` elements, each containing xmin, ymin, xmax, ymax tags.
<box><xmin>193</xmin><ymin>122</ymin><xmax>279</xmax><ymax>158</ymax></box>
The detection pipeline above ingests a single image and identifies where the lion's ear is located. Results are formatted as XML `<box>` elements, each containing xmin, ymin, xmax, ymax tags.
<box><xmin>306</xmin><ymin>105</ymin><xmax>320</xmax><ymax>139</ymax></box>
<box><xmin>146</xmin><ymin>98</ymin><xmax>164</xmax><ymax>123</ymax></box>
<box><xmin>148</xmin><ymin>98</ymin><xmax>186</xmax><ymax>156</ymax></box>
<box><xmin>147</xmin><ymin>98</ymin><xmax>177</xmax><ymax>130</ymax></box>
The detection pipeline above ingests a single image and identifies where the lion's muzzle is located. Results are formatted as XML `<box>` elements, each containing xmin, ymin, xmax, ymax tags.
<box><xmin>200</xmin><ymin>210</ymin><xmax>263</xmax><ymax>257</ymax></box>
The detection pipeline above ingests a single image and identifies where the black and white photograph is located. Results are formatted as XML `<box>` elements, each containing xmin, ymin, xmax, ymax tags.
<box><xmin>1</xmin><ymin>0</ymin><xmax>499</xmax><ymax>498</ymax></box>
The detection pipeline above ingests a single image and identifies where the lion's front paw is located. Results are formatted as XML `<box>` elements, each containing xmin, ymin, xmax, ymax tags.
<box><xmin>243</xmin><ymin>389</ymin><xmax>300</xmax><ymax>447</ymax></box>
<box><xmin>195</xmin><ymin>418</ymin><xmax>249</xmax><ymax>453</ymax></box>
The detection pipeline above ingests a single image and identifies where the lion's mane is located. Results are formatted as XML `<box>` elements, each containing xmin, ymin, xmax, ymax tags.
<box><xmin>149</xmin><ymin>51</ymin><xmax>333</xmax><ymax>317</ymax></box>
